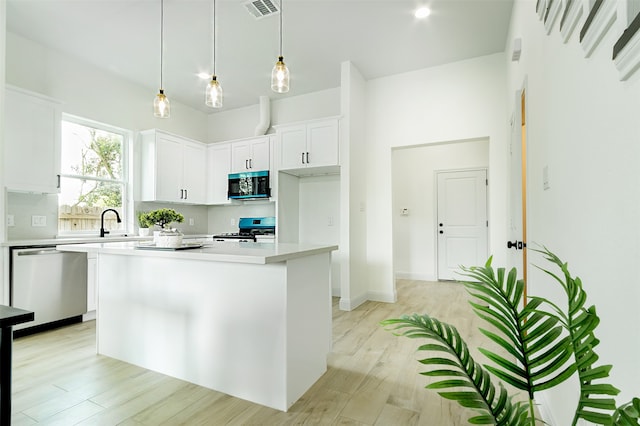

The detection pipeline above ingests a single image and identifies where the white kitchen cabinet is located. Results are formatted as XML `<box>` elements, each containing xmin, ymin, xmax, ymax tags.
<box><xmin>230</xmin><ymin>136</ymin><xmax>270</xmax><ymax>173</ymax></box>
<box><xmin>276</xmin><ymin>118</ymin><xmax>339</xmax><ymax>172</ymax></box>
<box><xmin>140</xmin><ymin>129</ymin><xmax>206</xmax><ymax>204</ymax></box>
<box><xmin>206</xmin><ymin>142</ymin><xmax>231</xmax><ymax>204</ymax></box>
<box><xmin>4</xmin><ymin>86</ymin><xmax>62</xmax><ymax>193</ymax></box>
<box><xmin>87</xmin><ymin>252</ymin><xmax>97</xmax><ymax>313</ymax></box>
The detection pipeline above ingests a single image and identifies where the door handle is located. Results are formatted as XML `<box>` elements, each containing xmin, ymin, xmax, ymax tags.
<box><xmin>507</xmin><ymin>240</ymin><xmax>526</xmax><ymax>250</ymax></box>
<box><xmin>301</xmin><ymin>153</ymin><xmax>305</xmax><ymax>164</ymax></box>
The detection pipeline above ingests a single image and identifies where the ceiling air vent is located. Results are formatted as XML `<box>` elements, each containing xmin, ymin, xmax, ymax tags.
<box><xmin>244</xmin><ymin>0</ymin><xmax>279</xmax><ymax>20</ymax></box>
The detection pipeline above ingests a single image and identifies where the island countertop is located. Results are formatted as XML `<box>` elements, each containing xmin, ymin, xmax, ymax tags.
<box><xmin>57</xmin><ymin>241</ymin><xmax>338</xmax><ymax>265</ymax></box>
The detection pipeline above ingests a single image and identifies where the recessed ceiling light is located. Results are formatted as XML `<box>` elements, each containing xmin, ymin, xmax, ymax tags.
<box><xmin>415</xmin><ymin>7</ymin><xmax>431</xmax><ymax>19</ymax></box>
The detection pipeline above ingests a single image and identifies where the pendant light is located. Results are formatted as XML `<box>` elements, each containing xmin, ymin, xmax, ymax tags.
<box><xmin>205</xmin><ymin>0</ymin><xmax>223</xmax><ymax>107</ymax></box>
<box><xmin>271</xmin><ymin>0</ymin><xmax>289</xmax><ymax>93</ymax></box>
<box><xmin>153</xmin><ymin>0</ymin><xmax>170</xmax><ymax>118</ymax></box>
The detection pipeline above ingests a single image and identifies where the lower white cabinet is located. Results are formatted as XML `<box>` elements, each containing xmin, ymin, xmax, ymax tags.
<box><xmin>140</xmin><ymin>129</ymin><xmax>206</xmax><ymax>204</ymax></box>
<box><xmin>87</xmin><ymin>252</ymin><xmax>97</xmax><ymax>313</ymax></box>
<box><xmin>206</xmin><ymin>142</ymin><xmax>231</xmax><ymax>204</ymax></box>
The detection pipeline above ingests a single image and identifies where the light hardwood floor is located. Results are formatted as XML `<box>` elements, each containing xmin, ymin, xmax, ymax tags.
<box><xmin>10</xmin><ymin>280</ymin><xmax>509</xmax><ymax>425</ymax></box>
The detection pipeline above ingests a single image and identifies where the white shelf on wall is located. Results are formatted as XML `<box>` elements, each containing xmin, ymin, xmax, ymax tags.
<box><xmin>580</xmin><ymin>0</ymin><xmax>617</xmax><ymax>58</ymax></box>
<box><xmin>560</xmin><ymin>0</ymin><xmax>584</xmax><ymax>43</ymax></box>
<box><xmin>613</xmin><ymin>13</ymin><xmax>640</xmax><ymax>80</ymax></box>
<box><xmin>544</xmin><ymin>0</ymin><xmax>563</xmax><ymax>35</ymax></box>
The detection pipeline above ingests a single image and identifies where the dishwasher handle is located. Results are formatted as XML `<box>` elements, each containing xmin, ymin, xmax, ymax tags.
<box><xmin>15</xmin><ymin>248</ymin><xmax>62</xmax><ymax>256</ymax></box>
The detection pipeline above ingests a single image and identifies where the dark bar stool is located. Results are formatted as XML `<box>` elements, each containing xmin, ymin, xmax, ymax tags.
<box><xmin>0</xmin><ymin>306</ymin><xmax>34</xmax><ymax>426</ymax></box>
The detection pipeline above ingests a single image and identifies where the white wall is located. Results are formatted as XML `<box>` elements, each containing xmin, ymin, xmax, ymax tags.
<box><xmin>392</xmin><ymin>139</ymin><xmax>490</xmax><ymax>281</ymax></box>
<box><xmin>506</xmin><ymin>2</ymin><xmax>640</xmax><ymax>423</ymax></box>
<box><xmin>207</xmin><ymin>202</ymin><xmax>276</xmax><ymax>234</ymax></box>
<box><xmin>6</xmin><ymin>32</ymin><xmax>208</xmax><ymax>142</ymax></box>
<box><xmin>207</xmin><ymin>88</ymin><xmax>340</xmax><ymax>142</ymax></box>
<box><xmin>365</xmin><ymin>53</ymin><xmax>509</xmax><ymax>303</ymax></box>
<box><xmin>339</xmin><ymin>61</ymin><xmax>369</xmax><ymax>309</ymax></box>
<box><xmin>1</xmin><ymin>0</ymin><xmax>7</xmax><ymax>302</ymax></box>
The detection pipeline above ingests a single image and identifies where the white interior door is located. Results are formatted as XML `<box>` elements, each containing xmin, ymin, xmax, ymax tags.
<box><xmin>508</xmin><ymin>90</ymin><xmax>528</xmax><ymax>281</ymax></box>
<box><xmin>436</xmin><ymin>169</ymin><xmax>488</xmax><ymax>280</ymax></box>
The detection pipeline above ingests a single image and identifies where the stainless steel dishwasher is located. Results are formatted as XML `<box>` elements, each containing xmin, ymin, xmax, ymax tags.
<box><xmin>10</xmin><ymin>246</ymin><xmax>87</xmax><ymax>332</ymax></box>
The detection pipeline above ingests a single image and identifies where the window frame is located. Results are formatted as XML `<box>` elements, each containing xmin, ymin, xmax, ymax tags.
<box><xmin>58</xmin><ymin>114</ymin><xmax>133</xmax><ymax>236</ymax></box>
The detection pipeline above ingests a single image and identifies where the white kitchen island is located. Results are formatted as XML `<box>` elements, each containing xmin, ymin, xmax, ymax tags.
<box><xmin>58</xmin><ymin>241</ymin><xmax>338</xmax><ymax>411</ymax></box>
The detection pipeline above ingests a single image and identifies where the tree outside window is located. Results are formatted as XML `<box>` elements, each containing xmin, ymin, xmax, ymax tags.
<box><xmin>59</xmin><ymin>119</ymin><xmax>128</xmax><ymax>234</ymax></box>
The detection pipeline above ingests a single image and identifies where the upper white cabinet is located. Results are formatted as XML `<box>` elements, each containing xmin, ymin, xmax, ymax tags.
<box><xmin>206</xmin><ymin>142</ymin><xmax>231</xmax><ymax>205</ymax></box>
<box><xmin>140</xmin><ymin>129</ymin><xmax>206</xmax><ymax>204</ymax></box>
<box><xmin>230</xmin><ymin>136</ymin><xmax>270</xmax><ymax>173</ymax></box>
<box><xmin>276</xmin><ymin>118</ymin><xmax>339</xmax><ymax>173</ymax></box>
<box><xmin>4</xmin><ymin>86</ymin><xmax>62</xmax><ymax>193</ymax></box>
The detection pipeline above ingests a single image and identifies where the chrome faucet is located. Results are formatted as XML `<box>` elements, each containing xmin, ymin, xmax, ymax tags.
<box><xmin>100</xmin><ymin>208</ymin><xmax>122</xmax><ymax>237</ymax></box>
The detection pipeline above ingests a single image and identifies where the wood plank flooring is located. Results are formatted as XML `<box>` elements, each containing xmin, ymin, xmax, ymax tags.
<box><xmin>10</xmin><ymin>280</ymin><xmax>527</xmax><ymax>425</ymax></box>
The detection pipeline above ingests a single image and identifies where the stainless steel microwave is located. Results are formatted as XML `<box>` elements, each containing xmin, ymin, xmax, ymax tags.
<box><xmin>228</xmin><ymin>170</ymin><xmax>270</xmax><ymax>199</ymax></box>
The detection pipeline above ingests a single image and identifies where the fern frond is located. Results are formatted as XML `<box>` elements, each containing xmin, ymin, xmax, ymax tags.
<box><xmin>459</xmin><ymin>261</ymin><xmax>574</xmax><ymax>400</ymax></box>
<box><xmin>614</xmin><ymin>398</ymin><xmax>640</xmax><ymax>425</ymax></box>
<box><xmin>533</xmin><ymin>246</ymin><xmax>621</xmax><ymax>425</ymax></box>
<box><xmin>381</xmin><ymin>314</ymin><xmax>531</xmax><ymax>425</ymax></box>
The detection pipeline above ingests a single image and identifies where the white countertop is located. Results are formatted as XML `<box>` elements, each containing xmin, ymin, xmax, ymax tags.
<box><xmin>1</xmin><ymin>234</ymin><xmax>211</xmax><ymax>247</ymax></box>
<box><xmin>56</xmin><ymin>241</ymin><xmax>338</xmax><ymax>265</ymax></box>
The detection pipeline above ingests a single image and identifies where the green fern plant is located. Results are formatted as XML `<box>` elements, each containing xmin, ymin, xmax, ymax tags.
<box><xmin>381</xmin><ymin>247</ymin><xmax>640</xmax><ymax>425</ymax></box>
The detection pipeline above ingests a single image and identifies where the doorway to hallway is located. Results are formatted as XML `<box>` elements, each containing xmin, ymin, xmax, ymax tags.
<box><xmin>391</xmin><ymin>139</ymin><xmax>489</xmax><ymax>283</ymax></box>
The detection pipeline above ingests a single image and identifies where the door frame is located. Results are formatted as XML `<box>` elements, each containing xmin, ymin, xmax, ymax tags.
<box><xmin>435</xmin><ymin>166</ymin><xmax>489</xmax><ymax>280</ymax></box>
<box><xmin>508</xmin><ymin>78</ymin><xmax>530</xmax><ymax>296</ymax></box>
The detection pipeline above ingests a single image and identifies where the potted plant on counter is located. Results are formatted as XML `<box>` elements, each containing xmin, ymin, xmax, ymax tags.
<box><xmin>136</xmin><ymin>211</ymin><xmax>153</xmax><ymax>237</ymax></box>
<box><xmin>145</xmin><ymin>208</ymin><xmax>185</xmax><ymax>247</ymax></box>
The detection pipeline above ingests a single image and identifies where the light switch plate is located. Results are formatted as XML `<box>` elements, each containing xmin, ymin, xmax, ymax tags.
<box><xmin>32</xmin><ymin>215</ymin><xmax>47</xmax><ymax>227</ymax></box>
<box><xmin>7</xmin><ymin>215</ymin><xmax>15</xmax><ymax>227</ymax></box>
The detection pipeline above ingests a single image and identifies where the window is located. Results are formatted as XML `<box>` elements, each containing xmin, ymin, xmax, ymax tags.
<box><xmin>58</xmin><ymin>116</ymin><xmax>130</xmax><ymax>235</ymax></box>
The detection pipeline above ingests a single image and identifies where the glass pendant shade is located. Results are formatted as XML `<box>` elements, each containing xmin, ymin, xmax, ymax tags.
<box><xmin>205</xmin><ymin>76</ymin><xmax>223</xmax><ymax>108</ymax></box>
<box><xmin>153</xmin><ymin>89</ymin><xmax>170</xmax><ymax>118</ymax></box>
<box><xmin>271</xmin><ymin>56</ymin><xmax>290</xmax><ymax>93</ymax></box>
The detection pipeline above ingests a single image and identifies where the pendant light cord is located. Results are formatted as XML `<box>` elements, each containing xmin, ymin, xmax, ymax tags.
<box><xmin>212</xmin><ymin>0</ymin><xmax>216</xmax><ymax>75</ymax></box>
<box><xmin>279</xmin><ymin>0</ymin><xmax>283</xmax><ymax>57</ymax></box>
<box><xmin>160</xmin><ymin>0</ymin><xmax>164</xmax><ymax>90</ymax></box>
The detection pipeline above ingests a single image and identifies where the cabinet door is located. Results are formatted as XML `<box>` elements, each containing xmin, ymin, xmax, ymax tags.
<box><xmin>231</xmin><ymin>141</ymin><xmax>252</xmax><ymax>173</ymax></box>
<box><xmin>182</xmin><ymin>141</ymin><xmax>206</xmax><ymax>203</ymax></box>
<box><xmin>4</xmin><ymin>88</ymin><xmax>61</xmax><ymax>193</ymax></box>
<box><xmin>206</xmin><ymin>143</ymin><xmax>231</xmax><ymax>204</ymax></box>
<box><xmin>277</xmin><ymin>125</ymin><xmax>307</xmax><ymax>170</ymax></box>
<box><xmin>248</xmin><ymin>137</ymin><xmax>270</xmax><ymax>171</ymax></box>
<box><xmin>155</xmin><ymin>135</ymin><xmax>184</xmax><ymax>202</ymax></box>
<box><xmin>307</xmin><ymin>120</ymin><xmax>339</xmax><ymax>168</ymax></box>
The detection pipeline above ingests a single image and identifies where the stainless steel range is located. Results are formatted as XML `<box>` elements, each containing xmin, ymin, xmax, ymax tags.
<box><xmin>213</xmin><ymin>217</ymin><xmax>275</xmax><ymax>242</ymax></box>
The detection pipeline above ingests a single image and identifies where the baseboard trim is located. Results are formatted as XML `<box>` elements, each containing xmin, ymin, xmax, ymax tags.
<box><xmin>394</xmin><ymin>272</ymin><xmax>437</xmax><ymax>281</ymax></box>
<box><xmin>339</xmin><ymin>292</ymin><xmax>368</xmax><ymax>311</ymax></box>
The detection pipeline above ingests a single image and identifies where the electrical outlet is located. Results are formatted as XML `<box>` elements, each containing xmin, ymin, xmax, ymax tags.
<box><xmin>328</xmin><ymin>216</ymin><xmax>334</xmax><ymax>226</ymax></box>
<box><xmin>189</xmin><ymin>218</ymin><xmax>194</xmax><ymax>226</ymax></box>
<box><xmin>230</xmin><ymin>218</ymin><xmax>236</xmax><ymax>226</ymax></box>
<box><xmin>7</xmin><ymin>215</ymin><xmax>15</xmax><ymax>227</ymax></box>
<box><xmin>31</xmin><ymin>215</ymin><xmax>47</xmax><ymax>227</ymax></box>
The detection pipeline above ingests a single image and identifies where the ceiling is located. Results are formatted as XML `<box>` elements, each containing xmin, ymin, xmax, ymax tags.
<box><xmin>6</xmin><ymin>0</ymin><xmax>514</xmax><ymax>114</ymax></box>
